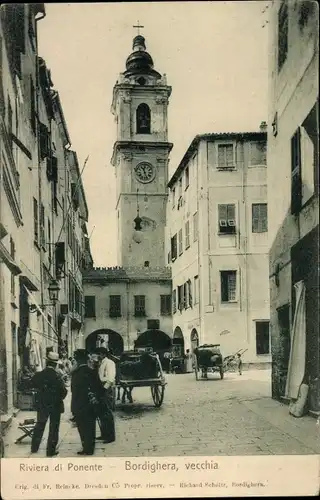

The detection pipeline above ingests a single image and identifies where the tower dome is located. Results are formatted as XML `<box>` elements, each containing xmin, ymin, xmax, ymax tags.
<box><xmin>124</xmin><ymin>35</ymin><xmax>161</xmax><ymax>79</ymax></box>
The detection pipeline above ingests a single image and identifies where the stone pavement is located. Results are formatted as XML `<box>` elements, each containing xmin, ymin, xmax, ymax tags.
<box><xmin>3</xmin><ymin>369</ymin><xmax>320</xmax><ymax>458</ymax></box>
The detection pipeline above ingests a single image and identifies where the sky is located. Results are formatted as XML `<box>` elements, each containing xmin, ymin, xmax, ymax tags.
<box><xmin>37</xmin><ymin>1</ymin><xmax>269</xmax><ymax>267</ymax></box>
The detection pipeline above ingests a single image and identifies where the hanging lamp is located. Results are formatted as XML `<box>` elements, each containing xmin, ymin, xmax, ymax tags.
<box><xmin>133</xmin><ymin>189</ymin><xmax>143</xmax><ymax>244</ymax></box>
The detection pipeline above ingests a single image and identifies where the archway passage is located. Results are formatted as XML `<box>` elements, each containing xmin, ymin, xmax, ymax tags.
<box><xmin>173</xmin><ymin>326</ymin><xmax>185</xmax><ymax>353</ymax></box>
<box><xmin>135</xmin><ymin>329</ymin><xmax>172</xmax><ymax>353</ymax></box>
<box><xmin>190</xmin><ymin>328</ymin><xmax>199</xmax><ymax>353</ymax></box>
<box><xmin>85</xmin><ymin>329</ymin><xmax>124</xmax><ymax>356</ymax></box>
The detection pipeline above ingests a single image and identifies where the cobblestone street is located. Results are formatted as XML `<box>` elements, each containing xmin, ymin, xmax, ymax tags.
<box><xmin>4</xmin><ymin>370</ymin><xmax>319</xmax><ymax>458</ymax></box>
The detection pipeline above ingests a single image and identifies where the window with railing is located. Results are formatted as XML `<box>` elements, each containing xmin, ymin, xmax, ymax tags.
<box><xmin>218</xmin><ymin>204</ymin><xmax>236</xmax><ymax>234</ymax></box>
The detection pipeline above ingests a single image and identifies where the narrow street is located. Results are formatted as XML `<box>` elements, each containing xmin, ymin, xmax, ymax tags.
<box><xmin>4</xmin><ymin>370</ymin><xmax>319</xmax><ymax>458</ymax></box>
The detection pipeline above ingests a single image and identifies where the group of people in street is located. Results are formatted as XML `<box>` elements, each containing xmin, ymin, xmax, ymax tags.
<box><xmin>29</xmin><ymin>346</ymin><xmax>116</xmax><ymax>457</ymax></box>
<box><xmin>163</xmin><ymin>349</ymin><xmax>193</xmax><ymax>374</ymax></box>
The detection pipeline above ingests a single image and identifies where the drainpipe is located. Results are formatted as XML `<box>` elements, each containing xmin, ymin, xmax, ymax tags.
<box><xmin>126</xmin><ymin>281</ymin><xmax>130</xmax><ymax>350</ymax></box>
<box><xmin>242</xmin><ymin>141</ymin><xmax>249</xmax><ymax>344</ymax></box>
<box><xmin>34</xmin><ymin>24</ymin><xmax>47</xmax><ymax>358</ymax></box>
<box><xmin>196</xmin><ymin>149</ymin><xmax>202</xmax><ymax>344</ymax></box>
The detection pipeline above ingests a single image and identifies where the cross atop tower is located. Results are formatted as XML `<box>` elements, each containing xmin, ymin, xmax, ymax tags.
<box><xmin>133</xmin><ymin>20</ymin><xmax>144</xmax><ymax>36</ymax></box>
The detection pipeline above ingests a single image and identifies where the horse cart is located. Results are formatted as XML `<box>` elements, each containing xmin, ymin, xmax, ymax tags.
<box><xmin>193</xmin><ymin>344</ymin><xmax>224</xmax><ymax>380</ymax></box>
<box><xmin>116</xmin><ymin>349</ymin><xmax>166</xmax><ymax>407</ymax></box>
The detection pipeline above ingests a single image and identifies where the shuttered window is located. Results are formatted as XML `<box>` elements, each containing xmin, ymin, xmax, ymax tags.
<box><xmin>193</xmin><ymin>212</ymin><xmax>198</xmax><ymax>242</ymax></box>
<box><xmin>171</xmin><ymin>234</ymin><xmax>177</xmax><ymax>261</ymax></box>
<box><xmin>218</xmin><ymin>144</ymin><xmax>234</xmax><ymax>168</ymax></box>
<box><xmin>291</xmin><ymin>127</ymin><xmax>303</xmax><ymax>214</ymax></box>
<box><xmin>40</xmin><ymin>204</ymin><xmax>45</xmax><ymax>247</ymax></box>
<box><xmin>160</xmin><ymin>295</ymin><xmax>171</xmax><ymax>315</ymax></box>
<box><xmin>252</xmin><ymin>203</ymin><xmax>268</xmax><ymax>233</ymax></box>
<box><xmin>134</xmin><ymin>295</ymin><xmax>146</xmax><ymax>317</ymax></box>
<box><xmin>185</xmin><ymin>220</ymin><xmax>190</xmax><ymax>249</ymax></box>
<box><xmin>33</xmin><ymin>198</ymin><xmax>39</xmax><ymax>243</ymax></box>
<box><xmin>172</xmin><ymin>289</ymin><xmax>177</xmax><ymax>314</ymax></box>
<box><xmin>178</xmin><ymin>228</ymin><xmax>183</xmax><ymax>255</ymax></box>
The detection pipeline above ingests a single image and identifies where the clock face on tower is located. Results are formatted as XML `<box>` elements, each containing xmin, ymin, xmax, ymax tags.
<box><xmin>134</xmin><ymin>162</ymin><xmax>156</xmax><ymax>183</ymax></box>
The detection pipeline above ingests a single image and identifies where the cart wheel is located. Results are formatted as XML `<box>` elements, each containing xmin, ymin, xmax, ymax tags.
<box><xmin>220</xmin><ymin>367</ymin><xmax>224</xmax><ymax>379</ymax></box>
<box><xmin>151</xmin><ymin>385</ymin><xmax>165</xmax><ymax>407</ymax></box>
<box><xmin>194</xmin><ymin>358</ymin><xmax>199</xmax><ymax>380</ymax></box>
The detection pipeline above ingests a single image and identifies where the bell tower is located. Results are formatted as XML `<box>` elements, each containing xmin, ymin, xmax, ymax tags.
<box><xmin>111</xmin><ymin>32</ymin><xmax>173</xmax><ymax>268</ymax></box>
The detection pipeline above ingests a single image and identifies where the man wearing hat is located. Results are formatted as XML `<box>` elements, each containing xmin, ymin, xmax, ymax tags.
<box><xmin>95</xmin><ymin>347</ymin><xmax>116</xmax><ymax>443</ymax></box>
<box><xmin>71</xmin><ymin>349</ymin><xmax>103</xmax><ymax>455</ymax></box>
<box><xmin>30</xmin><ymin>351</ymin><xmax>68</xmax><ymax>457</ymax></box>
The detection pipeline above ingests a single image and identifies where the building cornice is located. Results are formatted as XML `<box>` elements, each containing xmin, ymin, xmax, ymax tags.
<box><xmin>167</xmin><ymin>131</ymin><xmax>267</xmax><ymax>188</ymax></box>
<box><xmin>111</xmin><ymin>140</ymin><xmax>173</xmax><ymax>166</ymax></box>
<box><xmin>111</xmin><ymin>82</ymin><xmax>172</xmax><ymax>114</ymax></box>
<box><xmin>83</xmin><ymin>266</ymin><xmax>172</xmax><ymax>285</ymax></box>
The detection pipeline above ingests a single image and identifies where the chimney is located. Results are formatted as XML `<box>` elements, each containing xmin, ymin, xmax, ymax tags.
<box><xmin>260</xmin><ymin>121</ymin><xmax>267</xmax><ymax>132</ymax></box>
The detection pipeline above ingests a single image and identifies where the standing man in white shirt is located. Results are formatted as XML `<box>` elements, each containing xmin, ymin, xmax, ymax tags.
<box><xmin>96</xmin><ymin>347</ymin><xmax>116</xmax><ymax>443</ymax></box>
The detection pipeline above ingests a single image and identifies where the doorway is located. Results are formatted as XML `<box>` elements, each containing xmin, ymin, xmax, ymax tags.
<box><xmin>277</xmin><ymin>305</ymin><xmax>291</xmax><ymax>397</ymax></box>
<box><xmin>190</xmin><ymin>329</ymin><xmax>199</xmax><ymax>353</ymax></box>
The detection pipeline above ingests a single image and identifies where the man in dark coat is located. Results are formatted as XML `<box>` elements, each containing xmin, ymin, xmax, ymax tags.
<box><xmin>71</xmin><ymin>349</ymin><xmax>103</xmax><ymax>456</ymax></box>
<box><xmin>31</xmin><ymin>351</ymin><xmax>67</xmax><ymax>457</ymax></box>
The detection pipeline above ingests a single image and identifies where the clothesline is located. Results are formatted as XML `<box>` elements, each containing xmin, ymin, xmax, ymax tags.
<box><xmin>27</xmin><ymin>327</ymin><xmax>59</xmax><ymax>344</ymax></box>
<box><xmin>23</xmin><ymin>285</ymin><xmax>59</xmax><ymax>338</ymax></box>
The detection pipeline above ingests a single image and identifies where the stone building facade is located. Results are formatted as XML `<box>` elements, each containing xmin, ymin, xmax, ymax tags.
<box><xmin>166</xmin><ymin>129</ymin><xmax>271</xmax><ymax>366</ymax></box>
<box><xmin>267</xmin><ymin>0</ymin><xmax>319</xmax><ymax>413</ymax></box>
<box><xmin>83</xmin><ymin>35</ymin><xmax>173</xmax><ymax>354</ymax></box>
<box><xmin>83</xmin><ymin>266</ymin><xmax>172</xmax><ymax>353</ymax></box>
<box><xmin>0</xmin><ymin>4</ymin><xmax>92</xmax><ymax>422</ymax></box>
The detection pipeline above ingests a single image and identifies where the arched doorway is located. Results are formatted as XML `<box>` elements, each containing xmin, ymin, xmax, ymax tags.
<box><xmin>173</xmin><ymin>326</ymin><xmax>185</xmax><ymax>354</ymax></box>
<box><xmin>190</xmin><ymin>328</ymin><xmax>199</xmax><ymax>353</ymax></box>
<box><xmin>135</xmin><ymin>329</ymin><xmax>172</xmax><ymax>353</ymax></box>
<box><xmin>85</xmin><ymin>329</ymin><xmax>124</xmax><ymax>356</ymax></box>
